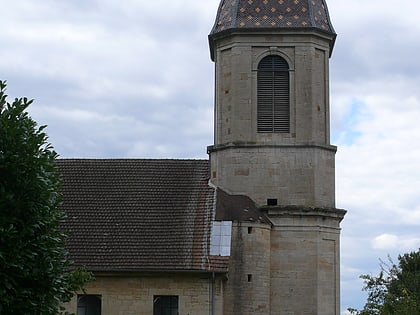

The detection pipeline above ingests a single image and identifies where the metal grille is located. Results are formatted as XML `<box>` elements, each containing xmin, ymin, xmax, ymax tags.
<box><xmin>257</xmin><ymin>55</ymin><xmax>290</xmax><ymax>133</ymax></box>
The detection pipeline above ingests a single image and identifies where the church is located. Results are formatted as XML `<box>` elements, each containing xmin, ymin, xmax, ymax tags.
<box><xmin>61</xmin><ymin>0</ymin><xmax>346</xmax><ymax>314</ymax></box>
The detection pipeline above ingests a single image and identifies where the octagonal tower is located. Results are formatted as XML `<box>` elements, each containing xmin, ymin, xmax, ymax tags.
<box><xmin>208</xmin><ymin>0</ymin><xmax>338</xmax><ymax>208</ymax></box>
<box><xmin>208</xmin><ymin>1</ymin><xmax>346</xmax><ymax>314</ymax></box>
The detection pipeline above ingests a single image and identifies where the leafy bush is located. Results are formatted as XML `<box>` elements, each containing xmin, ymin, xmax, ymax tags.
<box><xmin>0</xmin><ymin>80</ymin><xmax>92</xmax><ymax>314</ymax></box>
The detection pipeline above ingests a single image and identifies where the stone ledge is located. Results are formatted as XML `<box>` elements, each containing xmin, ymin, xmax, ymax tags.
<box><xmin>260</xmin><ymin>205</ymin><xmax>346</xmax><ymax>222</ymax></box>
<box><xmin>207</xmin><ymin>142</ymin><xmax>337</xmax><ymax>153</ymax></box>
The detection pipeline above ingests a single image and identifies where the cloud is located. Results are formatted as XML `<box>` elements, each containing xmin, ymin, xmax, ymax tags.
<box><xmin>2</xmin><ymin>0</ymin><xmax>420</xmax><ymax>311</ymax></box>
<box><xmin>328</xmin><ymin>1</ymin><xmax>420</xmax><ymax>310</ymax></box>
<box><xmin>335</xmin><ymin>85</ymin><xmax>420</xmax><ymax>224</ymax></box>
<box><xmin>372</xmin><ymin>234</ymin><xmax>420</xmax><ymax>251</ymax></box>
<box><xmin>1</xmin><ymin>0</ymin><xmax>218</xmax><ymax>158</ymax></box>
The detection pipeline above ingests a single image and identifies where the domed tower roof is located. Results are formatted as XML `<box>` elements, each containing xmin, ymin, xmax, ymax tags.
<box><xmin>209</xmin><ymin>0</ymin><xmax>336</xmax><ymax>59</ymax></box>
<box><xmin>211</xmin><ymin>0</ymin><xmax>335</xmax><ymax>34</ymax></box>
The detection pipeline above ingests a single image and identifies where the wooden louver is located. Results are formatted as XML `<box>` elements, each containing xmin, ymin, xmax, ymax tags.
<box><xmin>257</xmin><ymin>55</ymin><xmax>290</xmax><ymax>133</ymax></box>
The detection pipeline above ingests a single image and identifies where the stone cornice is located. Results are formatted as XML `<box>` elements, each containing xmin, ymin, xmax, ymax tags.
<box><xmin>260</xmin><ymin>205</ymin><xmax>346</xmax><ymax>222</ymax></box>
<box><xmin>207</xmin><ymin>142</ymin><xmax>337</xmax><ymax>154</ymax></box>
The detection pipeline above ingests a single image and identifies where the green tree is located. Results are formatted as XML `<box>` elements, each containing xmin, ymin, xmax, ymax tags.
<box><xmin>349</xmin><ymin>249</ymin><xmax>420</xmax><ymax>315</ymax></box>
<box><xmin>0</xmin><ymin>80</ymin><xmax>92</xmax><ymax>314</ymax></box>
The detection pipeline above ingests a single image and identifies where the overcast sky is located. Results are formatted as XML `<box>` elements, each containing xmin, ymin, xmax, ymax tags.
<box><xmin>1</xmin><ymin>1</ymin><xmax>420</xmax><ymax>313</ymax></box>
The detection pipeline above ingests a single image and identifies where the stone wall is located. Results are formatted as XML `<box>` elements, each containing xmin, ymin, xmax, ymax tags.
<box><xmin>211</xmin><ymin>32</ymin><xmax>334</xmax><ymax>146</ymax></box>
<box><xmin>63</xmin><ymin>273</ymin><xmax>225</xmax><ymax>315</ymax></box>
<box><xmin>208</xmin><ymin>30</ymin><xmax>337</xmax><ymax>209</ymax></box>
<box><xmin>267</xmin><ymin>206</ymin><xmax>346</xmax><ymax>315</ymax></box>
<box><xmin>223</xmin><ymin>222</ymin><xmax>271</xmax><ymax>315</ymax></box>
<box><xmin>210</xmin><ymin>144</ymin><xmax>336</xmax><ymax>208</ymax></box>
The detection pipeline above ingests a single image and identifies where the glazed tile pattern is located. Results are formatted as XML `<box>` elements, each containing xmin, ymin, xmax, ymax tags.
<box><xmin>211</xmin><ymin>0</ymin><xmax>334</xmax><ymax>35</ymax></box>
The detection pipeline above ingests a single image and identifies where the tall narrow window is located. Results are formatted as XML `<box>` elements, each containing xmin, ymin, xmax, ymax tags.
<box><xmin>77</xmin><ymin>295</ymin><xmax>101</xmax><ymax>315</ymax></box>
<box><xmin>154</xmin><ymin>296</ymin><xmax>179</xmax><ymax>315</ymax></box>
<box><xmin>257</xmin><ymin>55</ymin><xmax>290</xmax><ymax>133</ymax></box>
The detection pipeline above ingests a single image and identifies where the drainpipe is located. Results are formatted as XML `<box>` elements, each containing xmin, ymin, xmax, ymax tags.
<box><xmin>211</xmin><ymin>271</ymin><xmax>216</xmax><ymax>315</ymax></box>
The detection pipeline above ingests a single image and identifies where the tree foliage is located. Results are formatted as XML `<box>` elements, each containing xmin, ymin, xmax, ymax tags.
<box><xmin>349</xmin><ymin>249</ymin><xmax>420</xmax><ymax>315</ymax></box>
<box><xmin>0</xmin><ymin>80</ymin><xmax>92</xmax><ymax>314</ymax></box>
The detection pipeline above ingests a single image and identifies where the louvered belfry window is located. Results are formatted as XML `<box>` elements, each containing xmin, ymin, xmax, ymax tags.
<box><xmin>257</xmin><ymin>55</ymin><xmax>290</xmax><ymax>133</ymax></box>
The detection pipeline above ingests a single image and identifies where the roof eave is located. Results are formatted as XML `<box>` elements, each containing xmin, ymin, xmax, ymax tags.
<box><xmin>83</xmin><ymin>268</ymin><xmax>229</xmax><ymax>276</ymax></box>
<box><xmin>209</xmin><ymin>27</ymin><xmax>337</xmax><ymax>61</ymax></box>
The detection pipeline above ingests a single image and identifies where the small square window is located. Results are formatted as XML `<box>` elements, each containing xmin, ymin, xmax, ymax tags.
<box><xmin>153</xmin><ymin>296</ymin><xmax>179</xmax><ymax>315</ymax></box>
<box><xmin>267</xmin><ymin>198</ymin><xmax>278</xmax><ymax>206</ymax></box>
<box><xmin>248</xmin><ymin>274</ymin><xmax>253</xmax><ymax>282</ymax></box>
<box><xmin>77</xmin><ymin>295</ymin><xmax>101</xmax><ymax>315</ymax></box>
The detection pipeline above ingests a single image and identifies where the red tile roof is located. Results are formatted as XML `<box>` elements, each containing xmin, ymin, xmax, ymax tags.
<box><xmin>57</xmin><ymin>159</ymin><xmax>221</xmax><ymax>273</ymax></box>
<box><xmin>209</xmin><ymin>256</ymin><xmax>230</xmax><ymax>272</ymax></box>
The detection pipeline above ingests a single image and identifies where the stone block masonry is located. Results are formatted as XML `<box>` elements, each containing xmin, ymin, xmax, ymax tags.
<box><xmin>63</xmin><ymin>273</ymin><xmax>225</xmax><ymax>315</ymax></box>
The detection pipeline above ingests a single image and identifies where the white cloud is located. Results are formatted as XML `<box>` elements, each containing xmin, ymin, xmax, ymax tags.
<box><xmin>327</xmin><ymin>1</ymin><xmax>420</xmax><ymax>311</ymax></box>
<box><xmin>2</xmin><ymin>0</ymin><xmax>420</xmax><ymax>310</ymax></box>
<box><xmin>372</xmin><ymin>234</ymin><xmax>420</xmax><ymax>251</ymax></box>
<box><xmin>372</xmin><ymin>234</ymin><xmax>399</xmax><ymax>250</ymax></box>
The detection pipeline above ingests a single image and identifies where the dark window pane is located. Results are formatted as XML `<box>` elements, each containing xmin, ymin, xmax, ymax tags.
<box><xmin>257</xmin><ymin>55</ymin><xmax>290</xmax><ymax>133</ymax></box>
<box><xmin>154</xmin><ymin>296</ymin><xmax>178</xmax><ymax>315</ymax></box>
<box><xmin>77</xmin><ymin>295</ymin><xmax>101</xmax><ymax>315</ymax></box>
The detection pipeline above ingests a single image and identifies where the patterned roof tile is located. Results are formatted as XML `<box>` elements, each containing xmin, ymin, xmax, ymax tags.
<box><xmin>210</xmin><ymin>0</ymin><xmax>335</xmax><ymax>34</ymax></box>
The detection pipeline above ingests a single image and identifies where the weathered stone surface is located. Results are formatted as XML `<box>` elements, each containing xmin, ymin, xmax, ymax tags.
<box><xmin>208</xmin><ymin>5</ymin><xmax>346</xmax><ymax>313</ymax></box>
<box><xmin>209</xmin><ymin>30</ymin><xmax>337</xmax><ymax>209</ymax></box>
<box><xmin>223</xmin><ymin>223</ymin><xmax>271</xmax><ymax>315</ymax></box>
<box><xmin>63</xmin><ymin>274</ymin><xmax>225</xmax><ymax>315</ymax></box>
<box><xmin>62</xmin><ymin>2</ymin><xmax>346</xmax><ymax>315</ymax></box>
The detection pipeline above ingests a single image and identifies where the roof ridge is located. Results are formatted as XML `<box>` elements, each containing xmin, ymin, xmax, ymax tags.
<box><xmin>56</xmin><ymin>158</ymin><xmax>209</xmax><ymax>162</ymax></box>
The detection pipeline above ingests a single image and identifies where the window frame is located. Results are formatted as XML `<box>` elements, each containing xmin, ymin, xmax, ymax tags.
<box><xmin>77</xmin><ymin>294</ymin><xmax>102</xmax><ymax>315</ymax></box>
<box><xmin>153</xmin><ymin>295</ymin><xmax>179</xmax><ymax>315</ymax></box>
<box><xmin>257</xmin><ymin>54</ymin><xmax>291</xmax><ymax>134</ymax></box>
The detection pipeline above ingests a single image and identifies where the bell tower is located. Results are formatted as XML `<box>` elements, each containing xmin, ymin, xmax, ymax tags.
<box><xmin>208</xmin><ymin>0</ymin><xmax>346</xmax><ymax>314</ymax></box>
<box><xmin>208</xmin><ymin>0</ymin><xmax>339</xmax><ymax>208</ymax></box>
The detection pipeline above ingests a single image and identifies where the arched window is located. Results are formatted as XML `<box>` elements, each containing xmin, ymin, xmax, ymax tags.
<box><xmin>257</xmin><ymin>55</ymin><xmax>290</xmax><ymax>133</ymax></box>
